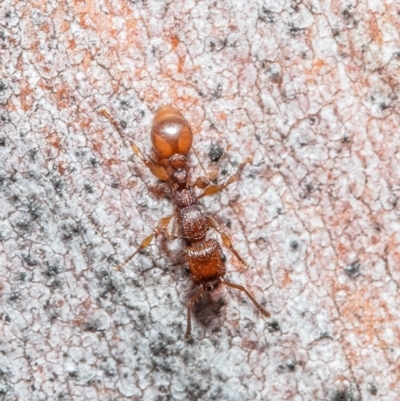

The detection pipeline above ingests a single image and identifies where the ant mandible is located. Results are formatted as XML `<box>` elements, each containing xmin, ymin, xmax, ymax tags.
<box><xmin>101</xmin><ymin>106</ymin><xmax>270</xmax><ymax>339</ymax></box>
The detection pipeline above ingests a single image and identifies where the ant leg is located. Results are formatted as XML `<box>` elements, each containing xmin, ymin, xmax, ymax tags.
<box><xmin>206</xmin><ymin>216</ymin><xmax>250</xmax><ymax>269</ymax></box>
<box><xmin>168</xmin><ymin>215</ymin><xmax>182</xmax><ymax>240</ymax></box>
<box><xmin>197</xmin><ymin>157</ymin><xmax>251</xmax><ymax>199</ymax></box>
<box><xmin>100</xmin><ymin>109</ymin><xmax>168</xmax><ymax>181</ymax></box>
<box><xmin>224</xmin><ymin>280</ymin><xmax>270</xmax><ymax>317</ymax></box>
<box><xmin>194</xmin><ymin>168</ymin><xmax>219</xmax><ymax>189</ymax></box>
<box><xmin>194</xmin><ymin>143</ymin><xmax>230</xmax><ymax>189</ymax></box>
<box><xmin>129</xmin><ymin>142</ymin><xmax>169</xmax><ymax>181</ymax></box>
<box><xmin>185</xmin><ymin>286</ymin><xmax>204</xmax><ymax>340</ymax></box>
<box><xmin>116</xmin><ymin>213</ymin><xmax>175</xmax><ymax>270</ymax></box>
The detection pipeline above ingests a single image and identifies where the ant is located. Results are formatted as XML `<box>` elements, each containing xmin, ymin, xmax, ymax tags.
<box><xmin>100</xmin><ymin>106</ymin><xmax>270</xmax><ymax>339</ymax></box>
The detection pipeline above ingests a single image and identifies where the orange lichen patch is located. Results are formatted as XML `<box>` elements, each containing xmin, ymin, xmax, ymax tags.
<box><xmin>143</xmin><ymin>84</ymin><xmax>196</xmax><ymax>112</ymax></box>
<box><xmin>336</xmin><ymin>242</ymin><xmax>348</xmax><ymax>256</ymax></box>
<box><xmin>82</xmin><ymin>298</ymin><xmax>91</xmax><ymax>309</ymax></box>
<box><xmin>313</xmin><ymin>59</ymin><xmax>325</xmax><ymax>70</ymax></box>
<box><xmin>40</xmin><ymin>22</ymin><xmax>52</xmax><ymax>35</ymax></box>
<box><xmin>330</xmin><ymin>201</ymin><xmax>355</xmax><ymax>227</ymax></box>
<box><xmin>368</xmin><ymin>14</ymin><xmax>383</xmax><ymax>45</ymax></box>
<box><xmin>60</xmin><ymin>19</ymin><xmax>70</xmax><ymax>33</ymax></box>
<box><xmin>387</xmin><ymin>233</ymin><xmax>400</xmax><ymax>263</ymax></box>
<box><xmin>103</xmin><ymin>158</ymin><xmax>122</xmax><ymax>169</ymax></box>
<box><xmin>170</xmin><ymin>35</ymin><xmax>180</xmax><ymax>49</ymax></box>
<box><xmin>236</xmin><ymin>121</ymin><xmax>245</xmax><ymax>130</ymax></box>
<box><xmin>126</xmin><ymin>180</ymin><xmax>137</xmax><ymax>189</ymax></box>
<box><xmin>305</xmin><ymin>59</ymin><xmax>327</xmax><ymax>85</ymax></box>
<box><xmin>370</xmin><ymin>235</ymin><xmax>379</xmax><ymax>245</ymax></box>
<box><xmin>346</xmin><ymin>61</ymin><xmax>362</xmax><ymax>78</ymax></box>
<box><xmin>29</xmin><ymin>0</ymin><xmax>47</xmax><ymax>11</ymax></box>
<box><xmin>37</xmin><ymin>78</ymin><xmax>52</xmax><ymax>92</ymax></box>
<box><xmin>19</xmin><ymin>79</ymin><xmax>34</xmax><ymax>112</ymax></box>
<box><xmin>271</xmin><ymin>71</ymin><xmax>283</xmax><ymax>88</ymax></box>
<box><xmin>281</xmin><ymin>269</ymin><xmax>292</xmax><ymax>287</ymax></box>
<box><xmin>70</xmin><ymin>0</ymin><xmax>104</xmax><ymax>30</ymax></box>
<box><xmin>78</xmin><ymin>115</ymin><xmax>93</xmax><ymax>132</ymax></box>
<box><xmin>7</xmin><ymin>97</ymin><xmax>17</xmax><ymax>112</ymax></box>
<box><xmin>240</xmin><ymin>339</ymin><xmax>260</xmax><ymax>351</ymax></box>
<box><xmin>48</xmin><ymin>133</ymin><xmax>62</xmax><ymax>150</ymax></box>
<box><xmin>41</xmin><ymin>66</ymin><xmax>52</xmax><ymax>76</ymax></box>
<box><xmin>56</xmin><ymin>299</ymin><xmax>64</xmax><ymax>307</ymax></box>
<box><xmin>68</xmin><ymin>38</ymin><xmax>77</xmax><ymax>50</ymax></box>
<box><xmin>71</xmin><ymin>300</ymin><xmax>96</xmax><ymax>327</ymax></box>
<box><xmin>218</xmin><ymin>112</ymin><xmax>227</xmax><ymax>121</ymax></box>
<box><xmin>55</xmin><ymin>87</ymin><xmax>71</xmax><ymax>109</ymax></box>
<box><xmin>367</xmin><ymin>116</ymin><xmax>399</xmax><ymax>161</ymax></box>
<box><xmin>125</xmin><ymin>18</ymin><xmax>137</xmax><ymax>33</ymax></box>
<box><xmin>177</xmin><ymin>55</ymin><xmax>185</xmax><ymax>73</ymax></box>
<box><xmin>58</xmin><ymin>161</ymin><xmax>66</xmax><ymax>175</ymax></box>
<box><xmin>176</xmin><ymin>94</ymin><xmax>199</xmax><ymax>108</ymax></box>
<box><xmin>82</xmin><ymin>52</ymin><xmax>93</xmax><ymax>71</ymax></box>
<box><xmin>92</xmin><ymin>141</ymin><xmax>102</xmax><ymax>153</ymax></box>
<box><xmin>339</xmin><ymin>290</ymin><xmax>384</xmax><ymax>343</ymax></box>
<box><xmin>68</xmin><ymin>0</ymin><xmax>138</xmax><ymax>52</ymax></box>
<box><xmin>77</xmin><ymin>11</ymin><xmax>92</xmax><ymax>30</ymax></box>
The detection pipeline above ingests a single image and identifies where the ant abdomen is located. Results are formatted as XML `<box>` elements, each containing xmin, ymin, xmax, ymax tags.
<box><xmin>151</xmin><ymin>106</ymin><xmax>193</xmax><ymax>159</ymax></box>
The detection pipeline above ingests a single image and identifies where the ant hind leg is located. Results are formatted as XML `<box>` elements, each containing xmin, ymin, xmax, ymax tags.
<box><xmin>206</xmin><ymin>215</ymin><xmax>251</xmax><ymax>269</ymax></box>
<box><xmin>185</xmin><ymin>286</ymin><xmax>204</xmax><ymax>340</ymax></box>
<box><xmin>224</xmin><ymin>280</ymin><xmax>270</xmax><ymax>317</ymax></box>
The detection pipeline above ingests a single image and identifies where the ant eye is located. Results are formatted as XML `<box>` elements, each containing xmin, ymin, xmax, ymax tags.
<box><xmin>221</xmin><ymin>253</ymin><xmax>226</xmax><ymax>262</ymax></box>
<box><xmin>184</xmin><ymin>264</ymin><xmax>191</xmax><ymax>275</ymax></box>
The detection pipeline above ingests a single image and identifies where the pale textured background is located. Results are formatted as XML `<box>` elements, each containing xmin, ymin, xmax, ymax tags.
<box><xmin>1</xmin><ymin>0</ymin><xmax>400</xmax><ymax>400</ymax></box>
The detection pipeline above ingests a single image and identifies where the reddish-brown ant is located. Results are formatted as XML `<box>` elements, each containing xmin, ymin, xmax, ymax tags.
<box><xmin>100</xmin><ymin>106</ymin><xmax>270</xmax><ymax>339</ymax></box>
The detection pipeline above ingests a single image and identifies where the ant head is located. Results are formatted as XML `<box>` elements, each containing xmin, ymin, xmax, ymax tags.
<box><xmin>151</xmin><ymin>106</ymin><xmax>193</xmax><ymax>159</ymax></box>
<box><xmin>170</xmin><ymin>154</ymin><xmax>188</xmax><ymax>187</ymax></box>
<box><xmin>169</xmin><ymin>154</ymin><xmax>187</xmax><ymax>169</ymax></box>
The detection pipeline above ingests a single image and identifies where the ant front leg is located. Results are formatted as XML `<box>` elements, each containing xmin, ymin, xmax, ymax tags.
<box><xmin>116</xmin><ymin>213</ymin><xmax>175</xmax><ymax>271</ymax></box>
<box><xmin>129</xmin><ymin>142</ymin><xmax>169</xmax><ymax>181</ymax></box>
<box><xmin>100</xmin><ymin>110</ymin><xmax>169</xmax><ymax>181</ymax></box>
<box><xmin>206</xmin><ymin>215</ymin><xmax>251</xmax><ymax>269</ymax></box>
<box><xmin>196</xmin><ymin>157</ymin><xmax>251</xmax><ymax>199</ymax></box>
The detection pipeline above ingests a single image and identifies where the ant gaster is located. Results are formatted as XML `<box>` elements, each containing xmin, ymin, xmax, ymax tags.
<box><xmin>101</xmin><ymin>106</ymin><xmax>270</xmax><ymax>339</ymax></box>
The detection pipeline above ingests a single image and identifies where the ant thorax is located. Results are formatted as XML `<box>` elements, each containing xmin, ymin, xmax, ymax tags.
<box><xmin>173</xmin><ymin>186</ymin><xmax>196</xmax><ymax>209</ymax></box>
<box><xmin>171</xmin><ymin>168</ymin><xmax>187</xmax><ymax>188</ymax></box>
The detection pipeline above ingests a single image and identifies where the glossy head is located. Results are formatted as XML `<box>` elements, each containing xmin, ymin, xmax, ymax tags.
<box><xmin>151</xmin><ymin>106</ymin><xmax>193</xmax><ymax>159</ymax></box>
